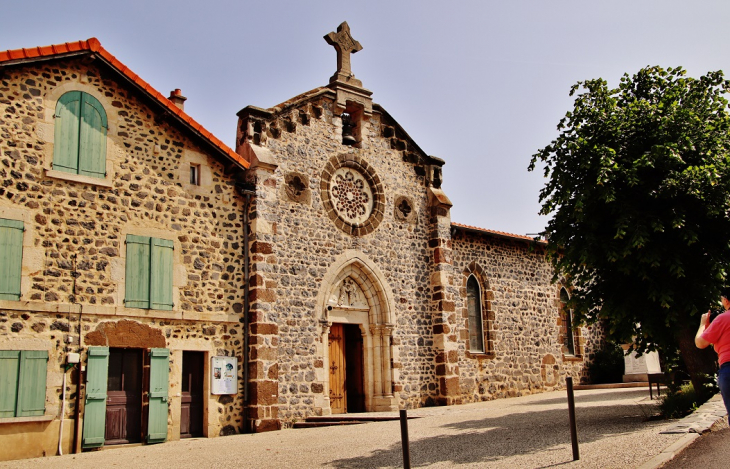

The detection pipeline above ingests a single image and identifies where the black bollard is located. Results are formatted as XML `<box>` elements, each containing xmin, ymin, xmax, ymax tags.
<box><xmin>566</xmin><ymin>376</ymin><xmax>580</xmax><ymax>460</ymax></box>
<box><xmin>399</xmin><ymin>409</ymin><xmax>411</xmax><ymax>469</ymax></box>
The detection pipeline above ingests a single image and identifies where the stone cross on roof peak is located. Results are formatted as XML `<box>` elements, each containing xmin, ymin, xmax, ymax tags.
<box><xmin>324</xmin><ymin>22</ymin><xmax>364</xmax><ymax>87</ymax></box>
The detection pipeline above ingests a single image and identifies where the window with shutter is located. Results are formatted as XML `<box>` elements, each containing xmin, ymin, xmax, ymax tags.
<box><xmin>0</xmin><ymin>218</ymin><xmax>24</xmax><ymax>301</ymax></box>
<box><xmin>53</xmin><ymin>91</ymin><xmax>107</xmax><ymax>179</ymax></box>
<box><xmin>0</xmin><ymin>350</ymin><xmax>48</xmax><ymax>418</ymax></box>
<box><xmin>125</xmin><ymin>235</ymin><xmax>173</xmax><ymax>311</ymax></box>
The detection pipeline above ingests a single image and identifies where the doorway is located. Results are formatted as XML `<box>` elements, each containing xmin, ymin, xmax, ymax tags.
<box><xmin>328</xmin><ymin>323</ymin><xmax>364</xmax><ymax>414</ymax></box>
<box><xmin>105</xmin><ymin>348</ymin><xmax>143</xmax><ymax>445</ymax></box>
<box><xmin>180</xmin><ymin>351</ymin><xmax>205</xmax><ymax>438</ymax></box>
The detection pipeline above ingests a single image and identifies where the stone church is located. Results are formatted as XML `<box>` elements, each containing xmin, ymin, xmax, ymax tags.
<box><xmin>0</xmin><ymin>23</ymin><xmax>604</xmax><ymax>460</ymax></box>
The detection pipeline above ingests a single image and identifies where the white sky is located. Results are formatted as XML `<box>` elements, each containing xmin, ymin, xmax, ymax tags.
<box><xmin>3</xmin><ymin>0</ymin><xmax>730</xmax><ymax>235</ymax></box>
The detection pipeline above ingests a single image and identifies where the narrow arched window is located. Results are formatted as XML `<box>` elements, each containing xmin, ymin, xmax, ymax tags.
<box><xmin>560</xmin><ymin>288</ymin><xmax>576</xmax><ymax>355</ymax></box>
<box><xmin>467</xmin><ymin>275</ymin><xmax>484</xmax><ymax>352</ymax></box>
<box><xmin>53</xmin><ymin>91</ymin><xmax>107</xmax><ymax>178</ymax></box>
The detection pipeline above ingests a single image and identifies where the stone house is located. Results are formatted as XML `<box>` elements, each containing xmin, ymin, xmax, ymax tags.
<box><xmin>0</xmin><ymin>24</ymin><xmax>603</xmax><ymax>461</ymax></box>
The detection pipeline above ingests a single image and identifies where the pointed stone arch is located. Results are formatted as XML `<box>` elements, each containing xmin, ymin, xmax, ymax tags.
<box><xmin>461</xmin><ymin>262</ymin><xmax>495</xmax><ymax>357</ymax></box>
<box><xmin>315</xmin><ymin>250</ymin><xmax>397</xmax><ymax>413</ymax></box>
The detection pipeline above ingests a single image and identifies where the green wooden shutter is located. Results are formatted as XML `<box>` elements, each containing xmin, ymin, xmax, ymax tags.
<box><xmin>82</xmin><ymin>347</ymin><xmax>109</xmax><ymax>449</ymax></box>
<box><xmin>0</xmin><ymin>351</ymin><xmax>20</xmax><ymax>417</ymax></box>
<box><xmin>150</xmin><ymin>238</ymin><xmax>174</xmax><ymax>311</ymax></box>
<box><xmin>0</xmin><ymin>219</ymin><xmax>24</xmax><ymax>301</ymax></box>
<box><xmin>53</xmin><ymin>91</ymin><xmax>82</xmax><ymax>174</ymax></box>
<box><xmin>16</xmin><ymin>350</ymin><xmax>48</xmax><ymax>417</ymax></box>
<box><xmin>78</xmin><ymin>93</ymin><xmax>107</xmax><ymax>178</ymax></box>
<box><xmin>125</xmin><ymin>235</ymin><xmax>151</xmax><ymax>309</ymax></box>
<box><xmin>147</xmin><ymin>348</ymin><xmax>169</xmax><ymax>444</ymax></box>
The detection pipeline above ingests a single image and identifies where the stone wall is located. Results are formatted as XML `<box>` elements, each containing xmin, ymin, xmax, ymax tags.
<box><xmin>451</xmin><ymin>229</ymin><xmax>605</xmax><ymax>402</ymax></box>
<box><xmin>0</xmin><ymin>57</ymin><xmax>247</xmax><ymax>456</ymax></box>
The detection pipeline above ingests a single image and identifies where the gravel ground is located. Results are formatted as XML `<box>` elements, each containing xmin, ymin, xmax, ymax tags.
<box><xmin>0</xmin><ymin>388</ymin><xmax>696</xmax><ymax>469</ymax></box>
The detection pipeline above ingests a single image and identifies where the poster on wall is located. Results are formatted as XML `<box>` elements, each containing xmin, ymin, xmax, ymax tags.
<box><xmin>211</xmin><ymin>356</ymin><xmax>237</xmax><ymax>395</ymax></box>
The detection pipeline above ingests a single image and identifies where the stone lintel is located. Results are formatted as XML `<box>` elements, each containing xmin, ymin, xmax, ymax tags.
<box><xmin>327</xmin><ymin>81</ymin><xmax>373</xmax><ymax>117</ymax></box>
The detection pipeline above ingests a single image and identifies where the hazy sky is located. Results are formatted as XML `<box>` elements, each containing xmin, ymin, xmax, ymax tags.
<box><xmin>3</xmin><ymin>1</ymin><xmax>730</xmax><ymax>235</ymax></box>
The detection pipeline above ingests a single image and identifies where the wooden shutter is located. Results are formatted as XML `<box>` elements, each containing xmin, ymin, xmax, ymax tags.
<box><xmin>0</xmin><ymin>219</ymin><xmax>24</xmax><ymax>301</ymax></box>
<box><xmin>78</xmin><ymin>93</ymin><xmax>107</xmax><ymax>178</ymax></box>
<box><xmin>53</xmin><ymin>91</ymin><xmax>82</xmax><ymax>174</ymax></box>
<box><xmin>147</xmin><ymin>348</ymin><xmax>170</xmax><ymax>444</ymax></box>
<box><xmin>125</xmin><ymin>235</ymin><xmax>151</xmax><ymax>309</ymax></box>
<box><xmin>16</xmin><ymin>350</ymin><xmax>48</xmax><ymax>417</ymax></box>
<box><xmin>150</xmin><ymin>238</ymin><xmax>174</xmax><ymax>310</ymax></box>
<box><xmin>82</xmin><ymin>347</ymin><xmax>109</xmax><ymax>449</ymax></box>
<box><xmin>0</xmin><ymin>351</ymin><xmax>20</xmax><ymax>417</ymax></box>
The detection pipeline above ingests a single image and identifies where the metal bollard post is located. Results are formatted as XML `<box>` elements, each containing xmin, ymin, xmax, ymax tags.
<box><xmin>399</xmin><ymin>409</ymin><xmax>411</xmax><ymax>469</ymax></box>
<box><xmin>566</xmin><ymin>376</ymin><xmax>580</xmax><ymax>460</ymax></box>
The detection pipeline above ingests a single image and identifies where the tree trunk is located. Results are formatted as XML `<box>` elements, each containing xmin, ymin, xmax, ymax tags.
<box><xmin>676</xmin><ymin>323</ymin><xmax>718</xmax><ymax>400</ymax></box>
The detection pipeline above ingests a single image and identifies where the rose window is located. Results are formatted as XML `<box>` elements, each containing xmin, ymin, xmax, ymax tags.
<box><xmin>329</xmin><ymin>168</ymin><xmax>373</xmax><ymax>224</ymax></box>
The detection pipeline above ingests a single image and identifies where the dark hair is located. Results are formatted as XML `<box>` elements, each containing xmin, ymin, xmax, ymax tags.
<box><xmin>722</xmin><ymin>287</ymin><xmax>730</xmax><ymax>300</ymax></box>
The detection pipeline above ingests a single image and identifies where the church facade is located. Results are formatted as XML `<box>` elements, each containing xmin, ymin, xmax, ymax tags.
<box><xmin>0</xmin><ymin>24</ymin><xmax>604</xmax><ymax>461</ymax></box>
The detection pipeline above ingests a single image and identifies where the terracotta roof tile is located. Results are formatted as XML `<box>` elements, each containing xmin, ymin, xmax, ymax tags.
<box><xmin>451</xmin><ymin>222</ymin><xmax>545</xmax><ymax>244</ymax></box>
<box><xmin>0</xmin><ymin>38</ymin><xmax>248</xmax><ymax>169</ymax></box>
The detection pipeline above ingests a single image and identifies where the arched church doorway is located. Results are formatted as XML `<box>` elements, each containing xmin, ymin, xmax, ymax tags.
<box><xmin>318</xmin><ymin>254</ymin><xmax>397</xmax><ymax>414</ymax></box>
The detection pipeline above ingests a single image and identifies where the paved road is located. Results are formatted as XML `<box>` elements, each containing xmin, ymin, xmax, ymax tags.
<box><xmin>0</xmin><ymin>388</ymin><xmax>717</xmax><ymax>468</ymax></box>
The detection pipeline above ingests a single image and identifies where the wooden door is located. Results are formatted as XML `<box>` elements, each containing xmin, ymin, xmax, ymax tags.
<box><xmin>105</xmin><ymin>348</ymin><xmax>142</xmax><ymax>445</ymax></box>
<box><xmin>328</xmin><ymin>324</ymin><xmax>346</xmax><ymax>414</ymax></box>
<box><xmin>181</xmin><ymin>351</ymin><xmax>204</xmax><ymax>438</ymax></box>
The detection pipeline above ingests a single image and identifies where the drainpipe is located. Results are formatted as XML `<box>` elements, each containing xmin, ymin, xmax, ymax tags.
<box><xmin>236</xmin><ymin>180</ymin><xmax>256</xmax><ymax>432</ymax></box>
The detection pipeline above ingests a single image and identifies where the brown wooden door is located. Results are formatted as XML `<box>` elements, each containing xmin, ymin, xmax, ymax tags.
<box><xmin>105</xmin><ymin>348</ymin><xmax>142</xmax><ymax>444</ymax></box>
<box><xmin>180</xmin><ymin>351</ymin><xmax>204</xmax><ymax>438</ymax></box>
<box><xmin>328</xmin><ymin>324</ymin><xmax>346</xmax><ymax>414</ymax></box>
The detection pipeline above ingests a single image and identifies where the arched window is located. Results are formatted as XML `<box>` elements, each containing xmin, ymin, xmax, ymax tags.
<box><xmin>53</xmin><ymin>91</ymin><xmax>107</xmax><ymax>178</ymax></box>
<box><xmin>467</xmin><ymin>275</ymin><xmax>484</xmax><ymax>353</ymax></box>
<box><xmin>560</xmin><ymin>287</ymin><xmax>576</xmax><ymax>355</ymax></box>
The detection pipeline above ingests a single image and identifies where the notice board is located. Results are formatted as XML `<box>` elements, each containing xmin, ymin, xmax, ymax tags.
<box><xmin>211</xmin><ymin>356</ymin><xmax>237</xmax><ymax>395</ymax></box>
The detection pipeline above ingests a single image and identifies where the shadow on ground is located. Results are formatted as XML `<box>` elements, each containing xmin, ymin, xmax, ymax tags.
<box><xmin>325</xmin><ymin>390</ymin><xmax>662</xmax><ymax>468</ymax></box>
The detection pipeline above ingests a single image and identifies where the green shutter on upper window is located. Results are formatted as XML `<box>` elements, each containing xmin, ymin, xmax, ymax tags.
<box><xmin>16</xmin><ymin>350</ymin><xmax>48</xmax><ymax>417</ymax></box>
<box><xmin>78</xmin><ymin>93</ymin><xmax>107</xmax><ymax>178</ymax></box>
<box><xmin>53</xmin><ymin>91</ymin><xmax>82</xmax><ymax>174</ymax></box>
<box><xmin>0</xmin><ymin>218</ymin><xmax>24</xmax><ymax>301</ymax></box>
<box><xmin>150</xmin><ymin>238</ymin><xmax>174</xmax><ymax>311</ymax></box>
<box><xmin>125</xmin><ymin>235</ymin><xmax>151</xmax><ymax>309</ymax></box>
<box><xmin>0</xmin><ymin>350</ymin><xmax>20</xmax><ymax>418</ymax></box>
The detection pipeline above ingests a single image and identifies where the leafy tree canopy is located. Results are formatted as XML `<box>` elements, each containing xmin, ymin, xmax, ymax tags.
<box><xmin>530</xmin><ymin>66</ymin><xmax>730</xmax><ymax>356</ymax></box>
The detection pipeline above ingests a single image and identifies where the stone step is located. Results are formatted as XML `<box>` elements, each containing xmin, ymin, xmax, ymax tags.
<box><xmin>292</xmin><ymin>420</ymin><xmax>367</xmax><ymax>429</ymax></box>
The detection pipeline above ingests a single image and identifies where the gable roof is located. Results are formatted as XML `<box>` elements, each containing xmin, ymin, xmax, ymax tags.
<box><xmin>0</xmin><ymin>38</ymin><xmax>248</xmax><ymax>169</ymax></box>
<box><xmin>452</xmin><ymin>222</ymin><xmax>546</xmax><ymax>245</ymax></box>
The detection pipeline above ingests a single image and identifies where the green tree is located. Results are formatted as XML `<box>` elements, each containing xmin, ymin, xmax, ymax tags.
<box><xmin>529</xmin><ymin>66</ymin><xmax>730</xmax><ymax>395</ymax></box>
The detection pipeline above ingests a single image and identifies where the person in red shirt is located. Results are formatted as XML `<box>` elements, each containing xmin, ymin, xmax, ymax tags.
<box><xmin>696</xmin><ymin>287</ymin><xmax>730</xmax><ymax>415</ymax></box>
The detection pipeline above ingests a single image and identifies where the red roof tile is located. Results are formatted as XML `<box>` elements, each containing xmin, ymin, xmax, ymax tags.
<box><xmin>451</xmin><ymin>222</ymin><xmax>546</xmax><ymax>244</ymax></box>
<box><xmin>0</xmin><ymin>38</ymin><xmax>248</xmax><ymax>169</ymax></box>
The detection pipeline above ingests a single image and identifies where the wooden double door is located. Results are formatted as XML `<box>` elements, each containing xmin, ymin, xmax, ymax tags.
<box><xmin>328</xmin><ymin>323</ymin><xmax>365</xmax><ymax>414</ymax></box>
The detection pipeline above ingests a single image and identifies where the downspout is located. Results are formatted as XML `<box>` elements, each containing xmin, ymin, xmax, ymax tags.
<box><xmin>236</xmin><ymin>180</ymin><xmax>256</xmax><ymax>432</ymax></box>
